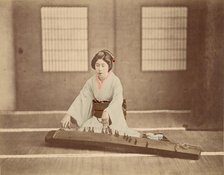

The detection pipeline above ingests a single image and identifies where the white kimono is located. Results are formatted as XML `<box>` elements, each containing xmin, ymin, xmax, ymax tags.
<box><xmin>67</xmin><ymin>72</ymin><xmax>141</xmax><ymax>137</ymax></box>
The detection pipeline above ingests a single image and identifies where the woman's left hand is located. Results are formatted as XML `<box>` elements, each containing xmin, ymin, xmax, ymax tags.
<box><xmin>101</xmin><ymin>110</ymin><xmax>110</xmax><ymax>128</ymax></box>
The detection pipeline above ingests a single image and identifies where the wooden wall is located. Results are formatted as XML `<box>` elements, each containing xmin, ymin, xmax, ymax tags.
<box><xmin>13</xmin><ymin>0</ymin><xmax>114</xmax><ymax>110</ymax></box>
<box><xmin>0</xmin><ymin>0</ymin><xmax>222</xmax><ymax>129</ymax></box>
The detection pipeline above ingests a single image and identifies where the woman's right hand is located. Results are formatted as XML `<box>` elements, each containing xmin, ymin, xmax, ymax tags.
<box><xmin>60</xmin><ymin>114</ymin><xmax>71</xmax><ymax>128</ymax></box>
<box><xmin>101</xmin><ymin>110</ymin><xmax>110</xmax><ymax>129</ymax></box>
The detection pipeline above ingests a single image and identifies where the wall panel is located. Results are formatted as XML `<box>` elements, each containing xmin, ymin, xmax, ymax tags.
<box><xmin>14</xmin><ymin>0</ymin><xmax>114</xmax><ymax>110</ymax></box>
<box><xmin>115</xmin><ymin>0</ymin><xmax>201</xmax><ymax>110</ymax></box>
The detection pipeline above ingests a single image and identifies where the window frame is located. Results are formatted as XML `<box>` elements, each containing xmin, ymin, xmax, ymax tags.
<box><xmin>141</xmin><ymin>6</ymin><xmax>188</xmax><ymax>71</ymax></box>
<box><xmin>40</xmin><ymin>6</ymin><xmax>89</xmax><ymax>72</ymax></box>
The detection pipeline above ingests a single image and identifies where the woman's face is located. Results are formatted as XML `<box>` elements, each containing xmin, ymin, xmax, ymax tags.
<box><xmin>95</xmin><ymin>59</ymin><xmax>109</xmax><ymax>80</ymax></box>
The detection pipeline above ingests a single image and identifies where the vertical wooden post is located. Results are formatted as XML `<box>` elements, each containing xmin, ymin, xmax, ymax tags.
<box><xmin>0</xmin><ymin>0</ymin><xmax>16</xmax><ymax>111</ymax></box>
<box><xmin>192</xmin><ymin>0</ymin><xmax>223</xmax><ymax>130</ymax></box>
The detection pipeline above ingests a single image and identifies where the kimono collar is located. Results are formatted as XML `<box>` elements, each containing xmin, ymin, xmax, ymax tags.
<box><xmin>96</xmin><ymin>71</ymin><xmax>112</xmax><ymax>89</ymax></box>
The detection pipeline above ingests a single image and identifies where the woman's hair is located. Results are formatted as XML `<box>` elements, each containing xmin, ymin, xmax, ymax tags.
<box><xmin>91</xmin><ymin>50</ymin><xmax>115</xmax><ymax>72</ymax></box>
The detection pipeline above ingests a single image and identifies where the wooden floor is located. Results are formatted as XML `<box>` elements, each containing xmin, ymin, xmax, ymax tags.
<box><xmin>0</xmin><ymin>113</ymin><xmax>223</xmax><ymax>175</ymax></box>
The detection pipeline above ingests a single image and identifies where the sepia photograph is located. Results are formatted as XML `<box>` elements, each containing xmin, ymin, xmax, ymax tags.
<box><xmin>0</xmin><ymin>0</ymin><xmax>223</xmax><ymax>174</ymax></box>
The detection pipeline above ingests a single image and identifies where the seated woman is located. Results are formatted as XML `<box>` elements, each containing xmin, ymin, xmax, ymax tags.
<box><xmin>60</xmin><ymin>50</ymin><xmax>166</xmax><ymax>141</ymax></box>
<box><xmin>60</xmin><ymin>49</ymin><xmax>141</xmax><ymax>137</ymax></box>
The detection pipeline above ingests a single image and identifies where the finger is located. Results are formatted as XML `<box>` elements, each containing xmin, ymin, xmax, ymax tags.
<box><xmin>103</xmin><ymin>123</ymin><xmax>109</xmax><ymax>129</ymax></box>
<box><xmin>65</xmin><ymin>121</ymin><xmax>70</xmax><ymax>128</ymax></box>
<box><xmin>103</xmin><ymin>120</ymin><xmax>109</xmax><ymax>126</ymax></box>
<box><xmin>61</xmin><ymin>119</ymin><xmax>67</xmax><ymax>128</ymax></box>
<box><xmin>68</xmin><ymin>121</ymin><xmax>71</xmax><ymax>129</ymax></box>
<box><xmin>63</xmin><ymin>121</ymin><xmax>68</xmax><ymax>128</ymax></box>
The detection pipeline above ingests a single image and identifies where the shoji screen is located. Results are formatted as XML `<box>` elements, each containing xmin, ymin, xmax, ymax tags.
<box><xmin>141</xmin><ymin>7</ymin><xmax>187</xmax><ymax>71</ymax></box>
<box><xmin>41</xmin><ymin>7</ymin><xmax>88</xmax><ymax>72</ymax></box>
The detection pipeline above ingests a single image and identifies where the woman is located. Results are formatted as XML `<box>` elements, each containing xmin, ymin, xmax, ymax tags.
<box><xmin>60</xmin><ymin>49</ymin><xmax>141</xmax><ymax>137</ymax></box>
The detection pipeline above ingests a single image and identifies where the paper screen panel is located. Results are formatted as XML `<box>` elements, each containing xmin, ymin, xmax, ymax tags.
<box><xmin>41</xmin><ymin>7</ymin><xmax>88</xmax><ymax>72</ymax></box>
<box><xmin>142</xmin><ymin>7</ymin><xmax>187</xmax><ymax>71</ymax></box>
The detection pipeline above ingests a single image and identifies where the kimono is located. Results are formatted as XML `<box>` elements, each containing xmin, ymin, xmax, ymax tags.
<box><xmin>67</xmin><ymin>71</ymin><xmax>141</xmax><ymax>137</ymax></box>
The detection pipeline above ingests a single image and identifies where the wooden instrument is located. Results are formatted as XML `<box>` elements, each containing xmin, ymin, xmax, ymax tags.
<box><xmin>45</xmin><ymin>127</ymin><xmax>201</xmax><ymax>160</ymax></box>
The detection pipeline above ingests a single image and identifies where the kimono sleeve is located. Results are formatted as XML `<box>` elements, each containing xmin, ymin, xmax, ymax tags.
<box><xmin>104</xmin><ymin>78</ymin><xmax>125</xmax><ymax>127</ymax></box>
<box><xmin>67</xmin><ymin>79</ymin><xmax>94</xmax><ymax>126</ymax></box>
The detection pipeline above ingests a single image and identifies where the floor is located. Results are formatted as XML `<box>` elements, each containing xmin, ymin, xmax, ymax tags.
<box><xmin>0</xmin><ymin>113</ymin><xmax>223</xmax><ymax>175</ymax></box>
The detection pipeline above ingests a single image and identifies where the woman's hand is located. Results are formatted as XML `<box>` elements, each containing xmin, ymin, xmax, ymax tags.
<box><xmin>60</xmin><ymin>114</ymin><xmax>71</xmax><ymax>128</ymax></box>
<box><xmin>101</xmin><ymin>110</ymin><xmax>110</xmax><ymax>128</ymax></box>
